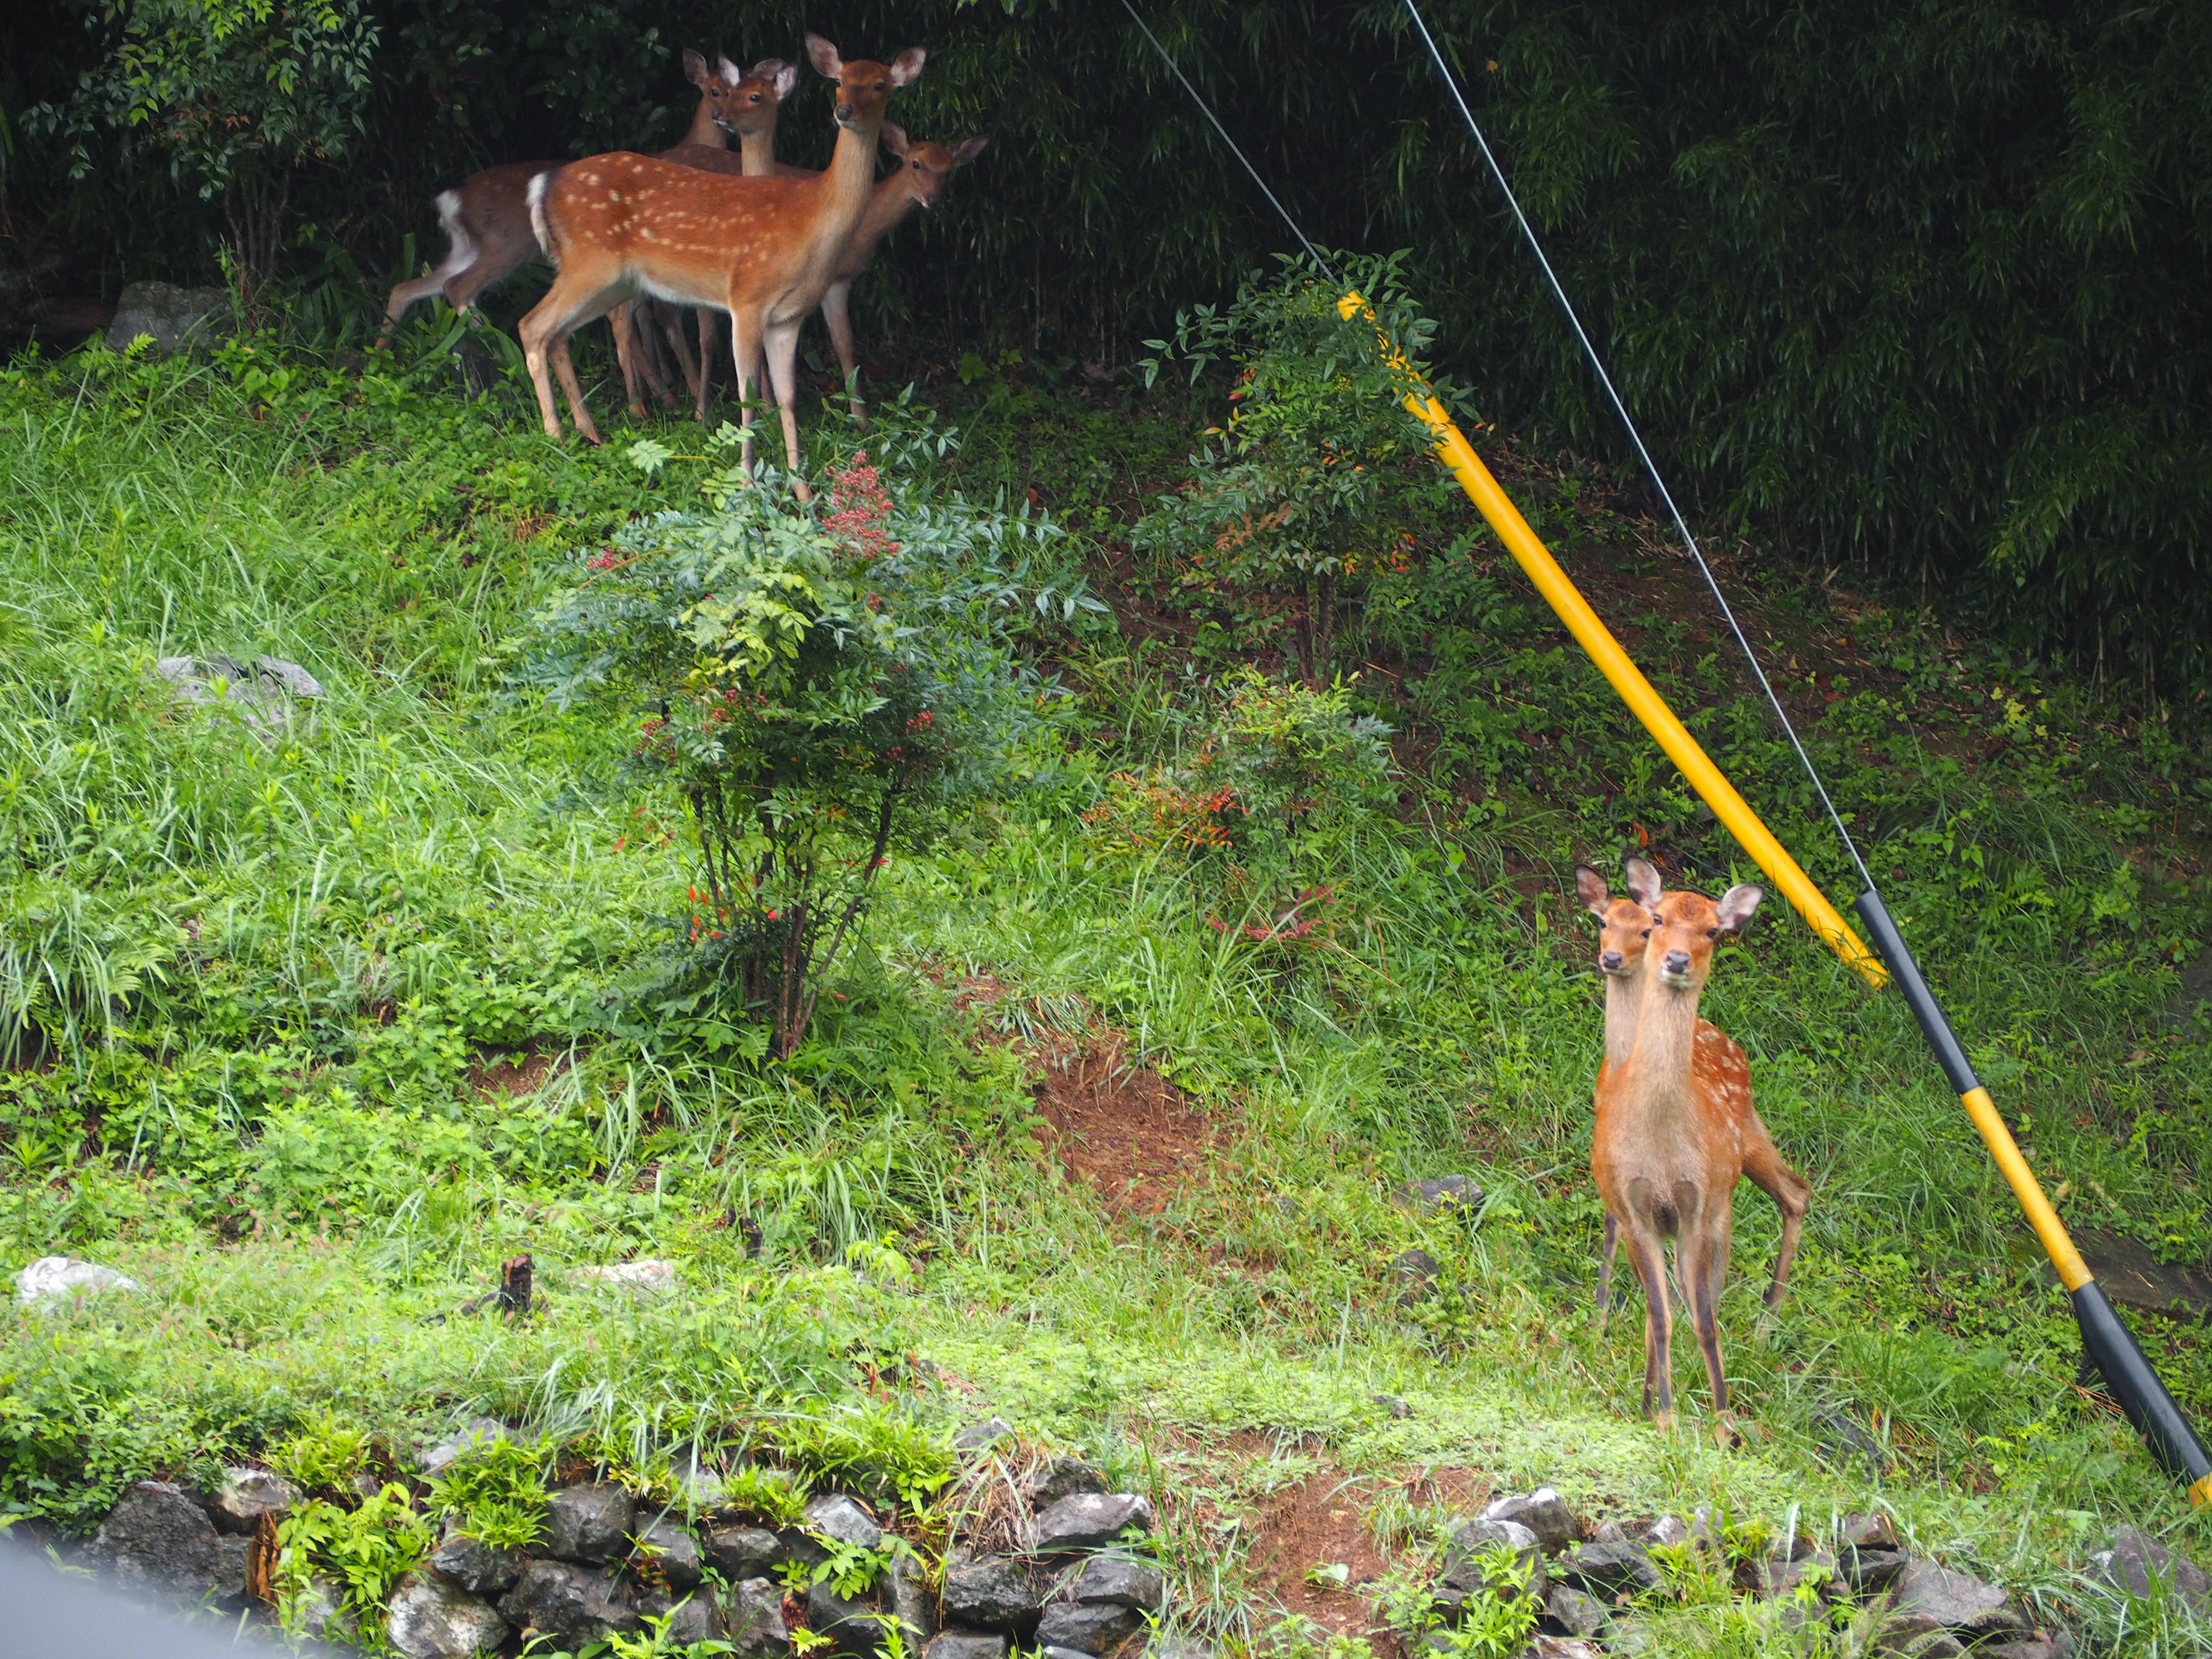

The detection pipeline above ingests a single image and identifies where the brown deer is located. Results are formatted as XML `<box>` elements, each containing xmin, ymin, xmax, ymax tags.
<box><xmin>1590</xmin><ymin>873</ymin><xmax>1800</xmax><ymax>1441</ymax></box>
<box><xmin>1576</xmin><ymin>859</ymin><xmax>1809</xmax><ymax>1340</ymax></box>
<box><xmin>521</xmin><ymin>35</ymin><xmax>923</xmax><ymax>491</ymax></box>
<box><xmin>381</xmin><ymin>47</ymin><xmax>741</xmax><ymax>349</ymax></box>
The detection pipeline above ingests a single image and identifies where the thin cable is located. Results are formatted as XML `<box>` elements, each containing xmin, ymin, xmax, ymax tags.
<box><xmin>1400</xmin><ymin>0</ymin><xmax>1876</xmax><ymax>893</ymax></box>
<box><xmin>1118</xmin><ymin>0</ymin><xmax>1338</xmax><ymax>285</ymax></box>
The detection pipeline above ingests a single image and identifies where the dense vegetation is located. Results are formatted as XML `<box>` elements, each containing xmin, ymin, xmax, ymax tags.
<box><xmin>2</xmin><ymin>256</ymin><xmax>2210</xmax><ymax>1654</ymax></box>
<box><xmin>6</xmin><ymin>1</ymin><xmax>2209</xmax><ymax>690</ymax></box>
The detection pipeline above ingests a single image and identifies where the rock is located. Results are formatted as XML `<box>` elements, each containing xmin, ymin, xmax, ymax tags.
<box><xmin>1067</xmin><ymin>1555</ymin><xmax>1167</xmax><ymax>1611</ymax></box>
<box><xmin>1544</xmin><ymin>1585</ymin><xmax>1608</xmax><ymax>1637</ymax></box>
<box><xmin>1761</xmin><ymin>1548</ymin><xmax>1837</xmax><ymax>1599</ymax></box>
<box><xmin>2075</xmin><ymin>1230</ymin><xmax>2212</xmax><ymax>1321</ymax></box>
<box><xmin>1046</xmin><ymin>1649</ymin><xmax>1097</xmax><ymax>1659</ymax></box>
<box><xmin>387</xmin><ymin>1570</ymin><xmax>510</xmax><ymax>1658</ymax></box>
<box><xmin>426</xmin><ymin>1527</ymin><xmax>528</xmax><ymax>1597</ymax></box>
<box><xmin>929</xmin><ymin>1634</ymin><xmax>1010</xmax><ymax>1659</ymax></box>
<box><xmin>808</xmin><ymin>1577</ymin><xmax>884</xmax><ymax>1655</ymax></box>
<box><xmin>636</xmin><ymin>1516</ymin><xmax>705</xmax><ymax>1590</ymax></box>
<box><xmin>498</xmin><ymin>1559</ymin><xmax>639</xmax><ymax>1645</ymax></box>
<box><xmin>1395</xmin><ymin>1176</ymin><xmax>1484</xmax><ymax>1215</ymax></box>
<box><xmin>1558</xmin><ymin>1540</ymin><xmax>1661</xmax><ymax>1598</ymax></box>
<box><xmin>1590</xmin><ymin>1521</ymin><xmax>1628</xmax><ymax>1546</ymax></box>
<box><xmin>1144</xmin><ymin>1641</ymin><xmax>1215</xmax><ymax>1659</ymax></box>
<box><xmin>1037</xmin><ymin>1601</ymin><xmax>1145</xmax><ymax>1654</ymax></box>
<box><xmin>1444</xmin><ymin>1517</ymin><xmax>1541</xmax><ymax>1583</ymax></box>
<box><xmin>546</xmin><ymin>1482</ymin><xmax>637</xmax><ymax>1562</ymax></box>
<box><xmin>1022</xmin><ymin>1456</ymin><xmax>1108</xmax><ymax>1506</ymax></box>
<box><xmin>211</xmin><ymin>1465</ymin><xmax>298</xmax><ymax>1533</ymax></box>
<box><xmin>724</xmin><ymin>1577</ymin><xmax>793</xmax><ymax>1659</ymax></box>
<box><xmin>674</xmin><ymin>1467</ymin><xmax>733</xmax><ymax>1514</ymax></box>
<box><xmin>1035</xmin><ymin>1493</ymin><xmax>1155</xmax><ymax>1551</ymax></box>
<box><xmin>1876</xmin><ymin>1616</ymin><xmax>1965</xmax><ymax>1659</ymax></box>
<box><xmin>1530</xmin><ymin>1639</ymin><xmax>1606</xmax><ymax>1659</ymax></box>
<box><xmin>889</xmin><ymin>1554</ymin><xmax>937</xmax><ymax>1646</ymax></box>
<box><xmin>2091</xmin><ymin>1524</ymin><xmax>2211</xmax><ymax>1610</ymax></box>
<box><xmin>1372</xmin><ymin>1394</ymin><xmax>1413</xmax><ymax>1419</ymax></box>
<box><xmin>106</xmin><ymin>281</ymin><xmax>231</xmax><ymax>355</ymax></box>
<box><xmin>1482</xmin><ymin>1489</ymin><xmax>1577</xmax><ymax>1552</ymax></box>
<box><xmin>639</xmin><ymin>1589</ymin><xmax>722</xmax><ymax>1645</ymax></box>
<box><xmin>1984</xmin><ymin>1637</ymin><xmax>2075</xmax><ymax>1659</ymax></box>
<box><xmin>806</xmin><ymin>1493</ymin><xmax>885</xmax><ymax>1550</ymax></box>
<box><xmin>419</xmin><ymin>1418</ymin><xmax>510</xmax><ymax>1478</ymax></box>
<box><xmin>84</xmin><ymin>1481</ymin><xmax>249</xmax><ymax>1604</ymax></box>
<box><xmin>943</xmin><ymin>1554</ymin><xmax>1048</xmax><ymax>1627</ymax></box>
<box><xmin>1645</xmin><ymin>1515</ymin><xmax>1688</xmax><ymax>1549</ymax></box>
<box><xmin>1842</xmin><ymin>1548</ymin><xmax>1908</xmax><ymax>1593</ymax></box>
<box><xmin>1889</xmin><ymin>1558</ymin><xmax>2020</xmax><ymax>1635</ymax></box>
<box><xmin>292</xmin><ymin>1572</ymin><xmax>357</xmax><ymax>1642</ymax></box>
<box><xmin>152</xmin><ymin>655</ymin><xmax>323</xmax><ymax>733</ymax></box>
<box><xmin>13</xmin><ymin>1255</ymin><xmax>139</xmax><ymax>1305</ymax></box>
<box><xmin>1840</xmin><ymin>1513</ymin><xmax>1899</xmax><ymax>1551</ymax></box>
<box><xmin>1391</xmin><ymin>1249</ymin><xmax>1440</xmax><ymax>1298</ymax></box>
<box><xmin>707</xmin><ymin>1523</ymin><xmax>791</xmax><ymax>1580</ymax></box>
<box><xmin>571</xmin><ymin>1259</ymin><xmax>679</xmax><ymax>1294</ymax></box>
<box><xmin>955</xmin><ymin>1418</ymin><xmax>1013</xmax><ymax>1454</ymax></box>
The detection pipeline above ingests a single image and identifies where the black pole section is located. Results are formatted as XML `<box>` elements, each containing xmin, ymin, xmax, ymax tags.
<box><xmin>1854</xmin><ymin>889</ymin><xmax>2212</xmax><ymax>1497</ymax></box>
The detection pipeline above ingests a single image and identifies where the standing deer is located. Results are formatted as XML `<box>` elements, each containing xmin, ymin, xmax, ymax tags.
<box><xmin>1576</xmin><ymin>859</ymin><xmax>1809</xmax><ymax>1336</ymax></box>
<box><xmin>521</xmin><ymin>34</ymin><xmax>924</xmax><ymax>491</ymax></box>
<box><xmin>1589</xmin><ymin>872</ymin><xmax>1798</xmax><ymax>1440</ymax></box>
<box><xmin>381</xmin><ymin>47</ymin><xmax>742</xmax><ymax>349</ymax></box>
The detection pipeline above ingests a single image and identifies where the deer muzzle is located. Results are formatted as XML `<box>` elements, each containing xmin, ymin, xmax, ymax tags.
<box><xmin>1599</xmin><ymin>950</ymin><xmax>1624</xmax><ymax>972</ymax></box>
<box><xmin>1661</xmin><ymin>949</ymin><xmax>1692</xmax><ymax>983</ymax></box>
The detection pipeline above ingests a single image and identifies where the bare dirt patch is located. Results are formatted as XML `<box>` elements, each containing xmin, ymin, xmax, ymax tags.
<box><xmin>1244</xmin><ymin>1463</ymin><xmax>1395</xmax><ymax>1652</ymax></box>
<box><xmin>1033</xmin><ymin>1029</ymin><xmax>1213</xmax><ymax>1215</ymax></box>
<box><xmin>468</xmin><ymin>1051</ymin><xmax>559</xmax><ymax>1100</ymax></box>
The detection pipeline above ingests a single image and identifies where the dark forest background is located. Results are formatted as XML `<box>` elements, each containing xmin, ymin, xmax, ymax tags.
<box><xmin>2</xmin><ymin>0</ymin><xmax>2207</xmax><ymax>695</ymax></box>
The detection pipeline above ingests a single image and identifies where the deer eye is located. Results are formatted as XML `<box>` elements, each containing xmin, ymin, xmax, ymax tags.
<box><xmin>1706</xmin><ymin>928</ymin><xmax>1719</xmax><ymax>938</ymax></box>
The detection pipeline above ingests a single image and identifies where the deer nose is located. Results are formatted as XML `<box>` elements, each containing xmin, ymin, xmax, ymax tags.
<box><xmin>835</xmin><ymin>102</ymin><xmax>856</xmax><ymax>122</ymax></box>
<box><xmin>1599</xmin><ymin>950</ymin><xmax>1623</xmax><ymax>972</ymax></box>
<box><xmin>1664</xmin><ymin>949</ymin><xmax>1691</xmax><ymax>977</ymax></box>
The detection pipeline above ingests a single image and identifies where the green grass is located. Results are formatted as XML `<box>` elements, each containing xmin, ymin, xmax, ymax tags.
<box><xmin>3</xmin><ymin>333</ymin><xmax>2211</xmax><ymax>1656</ymax></box>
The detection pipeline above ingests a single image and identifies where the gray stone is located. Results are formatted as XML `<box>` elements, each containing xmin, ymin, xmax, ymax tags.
<box><xmin>1067</xmin><ymin>1555</ymin><xmax>1167</xmax><ymax>1611</ymax></box>
<box><xmin>498</xmin><ymin>1559</ymin><xmax>639</xmax><ymax>1645</ymax></box>
<box><xmin>635</xmin><ymin>1516</ymin><xmax>704</xmax><ymax>1590</ymax></box>
<box><xmin>1035</xmin><ymin>1494</ymin><xmax>1155</xmax><ymax>1551</ymax></box>
<box><xmin>1876</xmin><ymin>1617</ymin><xmax>1965</xmax><ymax>1659</ymax></box>
<box><xmin>211</xmin><ymin>1465</ymin><xmax>298</xmax><ymax>1533</ymax></box>
<box><xmin>1842</xmin><ymin>1548</ymin><xmax>1908</xmax><ymax>1592</ymax></box>
<box><xmin>1037</xmin><ymin>1601</ymin><xmax>1145</xmax><ymax>1654</ymax></box>
<box><xmin>943</xmin><ymin>1554</ymin><xmax>1048</xmax><ymax>1627</ymax></box>
<box><xmin>1482</xmin><ymin>1489</ymin><xmax>1577</xmax><ymax>1552</ymax></box>
<box><xmin>1890</xmin><ymin>1558</ymin><xmax>2020</xmax><ymax>1634</ymax></box>
<box><xmin>639</xmin><ymin>1588</ymin><xmax>724</xmax><ymax>1645</ymax></box>
<box><xmin>708</xmin><ymin>1523</ymin><xmax>791</xmax><ymax>1580</ymax></box>
<box><xmin>955</xmin><ymin>1418</ymin><xmax>1013</xmax><ymax>1454</ymax></box>
<box><xmin>808</xmin><ymin>1577</ymin><xmax>885</xmax><ymax>1655</ymax></box>
<box><xmin>572</xmin><ymin>1259</ymin><xmax>679</xmax><ymax>1294</ymax></box>
<box><xmin>1443</xmin><ymin>1517</ymin><xmax>1541</xmax><ymax>1585</ymax></box>
<box><xmin>426</xmin><ymin>1527</ymin><xmax>528</xmax><ymax>1596</ymax></box>
<box><xmin>387</xmin><ymin>1570</ymin><xmax>510</xmax><ymax>1658</ymax></box>
<box><xmin>1395</xmin><ymin>1176</ymin><xmax>1484</xmax><ymax>1215</ymax></box>
<box><xmin>929</xmin><ymin>1634</ymin><xmax>1009</xmax><ymax>1659</ymax></box>
<box><xmin>419</xmin><ymin>1418</ymin><xmax>510</xmax><ymax>1478</ymax></box>
<box><xmin>84</xmin><ymin>1481</ymin><xmax>248</xmax><ymax>1604</ymax></box>
<box><xmin>1840</xmin><ymin>1512</ymin><xmax>1899</xmax><ymax>1551</ymax></box>
<box><xmin>1590</xmin><ymin>1521</ymin><xmax>1628</xmax><ymax>1545</ymax></box>
<box><xmin>889</xmin><ymin>1554</ymin><xmax>937</xmax><ymax>1646</ymax></box>
<box><xmin>1046</xmin><ymin>1649</ymin><xmax>1097</xmax><ymax>1659</ymax></box>
<box><xmin>292</xmin><ymin>1573</ymin><xmax>356</xmax><ymax>1642</ymax></box>
<box><xmin>1144</xmin><ymin>1641</ymin><xmax>1215</xmax><ymax>1659</ymax></box>
<box><xmin>1644</xmin><ymin>1514</ymin><xmax>1688</xmax><ymax>1549</ymax></box>
<box><xmin>1022</xmin><ymin>1456</ymin><xmax>1107</xmax><ymax>1506</ymax></box>
<box><xmin>2091</xmin><ymin>1524</ymin><xmax>2211</xmax><ymax>1611</ymax></box>
<box><xmin>1761</xmin><ymin>1548</ymin><xmax>1837</xmax><ymax>1599</ymax></box>
<box><xmin>2075</xmin><ymin>1230</ymin><xmax>2212</xmax><ymax>1321</ymax></box>
<box><xmin>1984</xmin><ymin>1638</ymin><xmax>2075</xmax><ymax>1659</ymax></box>
<box><xmin>13</xmin><ymin>1255</ymin><xmax>139</xmax><ymax>1305</ymax></box>
<box><xmin>546</xmin><ymin>1482</ymin><xmax>636</xmax><ymax>1562</ymax></box>
<box><xmin>1391</xmin><ymin>1249</ymin><xmax>1441</xmax><ymax>1298</ymax></box>
<box><xmin>1531</xmin><ymin>1639</ymin><xmax>1605</xmax><ymax>1659</ymax></box>
<box><xmin>107</xmin><ymin>281</ymin><xmax>230</xmax><ymax>355</ymax></box>
<box><xmin>806</xmin><ymin>1493</ymin><xmax>885</xmax><ymax>1551</ymax></box>
<box><xmin>1558</xmin><ymin>1539</ymin><xmax>1660</xmax><ymax>1597</ymax></box>
<box><xmin>1544</xmin><ymin>1585</ymin><xmax>1607</xmax><ymax>1638</ymax></box>
<box><xmin>724</xmin><ymin>1577</ymin><xmax>793</xmax><ymax>1659</ymax></box>
<box><xmin>153</xmin><ymin>654</ymin><xmax>323</xmax><ymax>734</ymax></box>
<box><xmin>1372</xmin><ymin>1394</ymin><xmax>1412</xmax><ymax>1419</ymax></box>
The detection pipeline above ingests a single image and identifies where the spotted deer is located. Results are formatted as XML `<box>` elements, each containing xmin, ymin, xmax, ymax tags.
<box><xmin>521</xmin><ymin>34</ymin><xmax>923</xmax><ymax>489</ymax></box>
<box><xmin>1586</xmin><ymin>868</ymin><xmax>1806</xmax><ymax>1440</ymax></box>
<box><xmin>1576</xmin><ymin>858</ymin><xmax>1809</xmax><ymax>1342</ymax></box>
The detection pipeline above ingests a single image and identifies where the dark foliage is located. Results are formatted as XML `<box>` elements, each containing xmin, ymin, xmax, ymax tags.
<box><xmin>5</xmin><ymin>0</ymin><xmax>2207</xmax><ymax>690</ymax></box>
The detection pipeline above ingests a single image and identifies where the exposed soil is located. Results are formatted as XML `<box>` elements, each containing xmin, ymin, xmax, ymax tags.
<box><xmin>1243</xmin><ymin>1463</ymin><xmax>1396</xmax><ymax>1652</ymax></box>
<box><xmin>467</xmin><ymin>1051</ymin><xmax>559</xmax><ymax>1100</ymax></box>
<box><xmin>1033</xmin><ymin>1028</ymin><xmax>1214</xmax><ymax>1216</ymax></box>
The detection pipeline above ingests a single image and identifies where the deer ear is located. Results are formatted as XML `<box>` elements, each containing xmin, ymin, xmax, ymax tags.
<box><xmin>1716</xmin><ymin>884</ymin><xmax>1764</xmax><ymax>932</ymax></box>
<box><xmin>1623</xmin><ymin>856</ymin><xmax>1662</xmax><ymax>910</ymax></box>
<box><xmin>806</xmin><ymin>34</ymin><xmax>842</xmax><ymax>78</ymax></box>
<box><xmin>887</xmin><ymin>47</ymin><xmax>926</xmax><ymax>86</ymax></box>
<box><xmin>1573</xmin><ymin>864</ymin><xmax>1611</xmax><ymax>919</ymax></box>
<box><xmin>772</xmin><ymin>62</ymin><xmax>799</xmax><ymax>101</ymax></box>
<box><xmin>881</xmin><ymin>122</ymin><xmax>910</xmax><ymax>157</ymax></box>
<box><xmin>716</xmin><ymin>54</ymin><xmax>744</xmax><ymax>88</ymax></box>
<box><xmin>683</xmin><ymin>49</ymin><xmax>712</xmax><ymax>89</ymax></box>
<box><xmin>949</xmin><ymin>135</ymin><xmax>988</xmax><ymax>165</ymax></box>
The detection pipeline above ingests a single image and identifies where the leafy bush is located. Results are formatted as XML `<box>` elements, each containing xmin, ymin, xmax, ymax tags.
<box><xmin>427</xmin><ymin>1435</ymin><xmax>551</xmax><ymax>1551</ymax></box>
<box><xmin>276</xmin><ymin>1482</ymin><xmax>434</xmax><ymax>1633</ymax></box>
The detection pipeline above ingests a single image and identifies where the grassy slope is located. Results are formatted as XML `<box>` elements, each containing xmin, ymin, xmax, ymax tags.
<box><xmin>3</xmin><ymin>338</ymin><xmax>2211</xmax><ymax>1654</ymax></box>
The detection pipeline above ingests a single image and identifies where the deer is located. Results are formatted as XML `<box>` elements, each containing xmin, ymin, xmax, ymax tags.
<box><xmin>1576</xmin><ymin>858</ymin><xmax>1810</xmax><ymax>1344</ymax></box>
<box><xmin>1588</xmin><ymin>869</ymin><xmax>1806</xmax><ymax>1442</ymax></box>
<box><xmin>381</xmin><ymin>48</ymin><xmax>741</xmax><ymax>349</ymax></box>
<box><xmin>520</xmin><ymin>34</ymin><xmax>925</xmax><ymax>494</ymax></box>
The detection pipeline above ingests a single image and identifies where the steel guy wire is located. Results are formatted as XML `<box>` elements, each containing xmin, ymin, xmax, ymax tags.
<box><xmin>1399</xmin><ymin>0</ymin><xmax>1876</xmax><ymax>893</ymax></box>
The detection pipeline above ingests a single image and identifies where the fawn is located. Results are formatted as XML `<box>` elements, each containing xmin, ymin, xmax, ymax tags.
<box><xmin>1586</xmin><ymin>868</ymin><xmax>1809</xmax><ymax>1438</ymax></box>
<box><xmin>1576</xmin><ymin>859</ymin><xmax>1810</xmax><ymax>1339</ymax></box>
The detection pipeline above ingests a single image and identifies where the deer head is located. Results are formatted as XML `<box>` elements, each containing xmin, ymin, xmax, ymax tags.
<box><xmin>881</xmin><ymin>126</ymin><xmax>987</xmax><ymax>210</ymax></box>
<box><xmin>687</xmin><ymin>54</ymin><xmax>797</xmax><ymax>142</ymax></box>
<box><xmin>806</xmin><ymin>35</ymin><xmax>925</xmax><ymax>131</ymax></box>
<box><xmin>1646</xmin><ymin>881</ymin><xmax>1763</xmax><ymax>991</ymax></box>
<box><xmin>1575</xmin><ymin>857</ymin><xmax>1660</xmax><ymax>976</ymax></box>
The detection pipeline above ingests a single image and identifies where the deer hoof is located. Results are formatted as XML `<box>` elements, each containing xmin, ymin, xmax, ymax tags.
<box><xmin>1652</xmin><ymin>1408</ymin><xmax>1676</xmax><ymax>1435</ymax></box>
<box><xmin>1713</xmin><ymin>1411</ymin><xmax>1739</xmax><ymax>1449</ymax></box>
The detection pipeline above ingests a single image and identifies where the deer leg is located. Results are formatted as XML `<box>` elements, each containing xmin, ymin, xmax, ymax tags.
<box><xmin>611</xmin><ymin>301</ymin><xmax>650</xmax><ymax>418</ymax></box>
<box><xmin>821</xmin><ymin>280</ymin><xmax>863</xmax><ymax>424</ymax></box>
<box><xmin>729</xmin><ymin>309</ymin><xmax>763</xmax><ymax>478</ymax></box>
<box><xmin>763</xmin><ymin>321</ymin><xmax>809</xmax><ymax>500</ymax></box>
<box><xmin>381</xmin><ymin>270</ymin><xmax>452</xmax><ymax>344</ymax></box>
<box><xmin>693</xmin><ymin>309</ymin><xmax>721</xmax><ymax>423</ymax></box>
<box><xmin>1624</xmin><ymin>1219</ymin><xmax>1674</xmax><ymax>1430</ymax></box>
<box><xmin>518</xmin><ymin>288</ymin><xmax>574</xmax><ymax>439</ymax></box>
<box><xmin>638</xmin><ymin>306</ymin><xmax>681</xmax><ymax>409</ymax></box>
<box><xmin>657</xmin><ymin>302</ymin><xmax>702</xmax><ymax>403</ymax></box>
<box><xmin>525</xmin><ymin>276</ymin><xmax>618</xmax><ymax>446</ymax></box>
<box><xmin>1597</xmin><ymin>1211</ymin><xmax>1618</xmax><ymax>1333</ymax></box>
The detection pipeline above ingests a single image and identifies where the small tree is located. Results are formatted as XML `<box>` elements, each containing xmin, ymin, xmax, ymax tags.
<box><xmin>40</xmin><ymin>0</ymin><xmax>379</xmax><ymax>297</ymax></box>
<box><xmin>1137</xmin><ymin>251</ymin><xmax>1465</xmax><ymax>685</ymax></box>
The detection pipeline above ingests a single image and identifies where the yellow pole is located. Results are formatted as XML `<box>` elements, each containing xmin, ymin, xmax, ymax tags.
<box><xmin>1340</xmin><ymin>294</ymin><xmax>1884</xmax><ymax>985</ymax></box>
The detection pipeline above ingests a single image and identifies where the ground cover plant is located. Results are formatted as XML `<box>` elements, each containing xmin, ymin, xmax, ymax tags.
<box><xmin>2</xmin><ymin>273</ymin><xmax>2210</xmax><ymax>1659</ymax></box>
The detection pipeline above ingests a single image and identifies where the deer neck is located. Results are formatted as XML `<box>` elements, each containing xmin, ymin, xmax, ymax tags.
<box><xmin>1601</xmin><ymin>970</ymin><xmax>1643</xmax><ymax>1072</ymax></box>
<box><xmin>737</xmin><ymin>116</ymin><xmax>779</xmax><ymax>176</ymax></box>
<box><xmin>1624</xmin><ymin>977</ymin><xmax>1702</xmax><ymax>1109</ymax></box>
<box><xmin>796</xmin><ymin>118</ymin><xmax>884</xmax><ymax>274</ymax></box>
<box><xmin>847</xmin><ymin>175</ymin><xmax>920</xmax><ymax>265</ymax></box>
<box><xmin>681</xmin><ymin>97</ymin><xmax>726</xmax><ymax>149</ymax></box>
